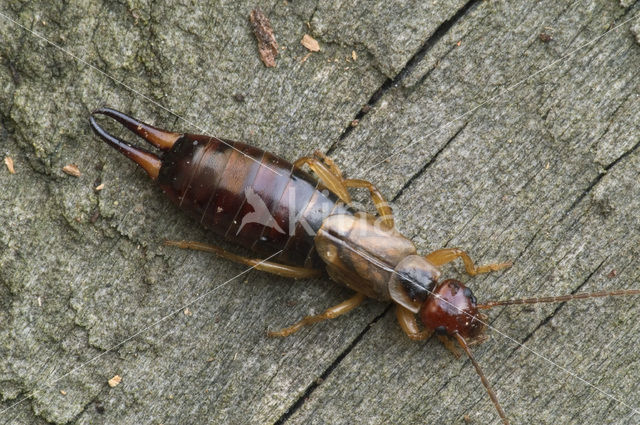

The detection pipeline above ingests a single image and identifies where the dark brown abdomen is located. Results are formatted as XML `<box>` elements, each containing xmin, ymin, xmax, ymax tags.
<box><xmin>157</xmin><ymin>135</ymin><xmax>350</xmax><ymax>267</ymax></box>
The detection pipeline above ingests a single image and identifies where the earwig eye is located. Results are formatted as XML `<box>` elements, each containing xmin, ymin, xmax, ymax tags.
<box><xmin>389</xmin><ymin>255</ymin><xmax>440</xmax><ymax>313</ymax></box>
<box><xmin>434</xmin><ymin>326</ymin><xmax>447</xmax><ymax>335</ymax></box>
<box><xmin>463</xmin><ymin>287</ymin><xmax>477</xmax><ymax>305</ymax></box>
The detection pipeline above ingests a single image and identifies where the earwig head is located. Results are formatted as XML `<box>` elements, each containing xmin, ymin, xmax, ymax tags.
<box><xmin>419</xmin><ymin>279</ymin><xmax>486</xmax><ymax>338</ymax></box>
<box><xmin>389</xmin><ymin>255</ymin><xmax>441</xmax><ymax>312</ymax></box>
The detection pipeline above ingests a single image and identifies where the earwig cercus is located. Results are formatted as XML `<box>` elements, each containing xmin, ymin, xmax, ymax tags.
<box><xmin>89</xmin><ymin>107</ymin><xmax>640</xmax><ymax>424</ymax></box>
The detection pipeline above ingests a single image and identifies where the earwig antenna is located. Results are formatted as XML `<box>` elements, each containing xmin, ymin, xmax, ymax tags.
<box><xmin>477</xmin><ymin>288</ymin><xmax>640</xmax><ymax>310</ymax></box>
<box><xmin>453</xmin><ymin>333</ymin><xmax>510</xmax><ymax>425</ymax></box>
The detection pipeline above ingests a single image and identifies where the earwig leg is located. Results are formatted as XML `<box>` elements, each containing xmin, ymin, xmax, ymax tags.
<box><xmin>297</xmin><ymin>152</ymin><xmax>394</xmax><ymax>226</ymax></box>
<box><xmin>467</xmin><ymin>334</ymin><xmax>490</xmax><ymax>347</ymax></box>
<box><xmin>164</xmin><ymin>240</ymin><xmax>322</xmax><ymax>279</ymax></box>
<box><xmin>315</xmin><ymin>152</ymin><xmax>394</xmax><ymax>228</ymax></box>
<box><xmin>436</xmin><ymin>335</ymin><xmax>462</xmax><ymax>358</ymax></box>
<box><xmin>343</xmin><ymin>179</ymin><xmax>394</xmax><ymax>228</ymax></box>
<box><xmin>268</xmin><ymin>293</ymin><xmax>366</xmax><ymax>337</ymax></box>
<box><xmin>425</xmin><ymin>248</ymin><xmax>512</xmax><ymax>276</ymax></box>
<box><xmin>313</xmin><ymin>150</ymin><xmax>344</xmax><ymax>180</ymax></box>
<box><xmin>294</xmin><ymin>156</ymin><xmax>352</xmax><ymax>204</ymax></box>
<box><xmin>296</xmin><ymin>154</ymin><xmax>394</xmax><ymax>227</ymax></box>
<box><xmin>396</xmin><ymin>306</ymin><xmax>433</xmax><ymax>341</ymax></box>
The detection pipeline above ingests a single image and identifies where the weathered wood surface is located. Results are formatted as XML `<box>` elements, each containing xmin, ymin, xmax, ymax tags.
<box><xmin>1</xmin><ymin>1</ymin><xmax>639</xmax><ymax>424</ymax></box>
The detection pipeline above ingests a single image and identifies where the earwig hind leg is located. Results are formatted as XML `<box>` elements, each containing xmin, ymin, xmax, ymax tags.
<box><xmin>396</xmin><ymin>306</ymin><xmax>433</xmax><ymax>341</ymax></box>
<box><xmin>314</xmin><ymin>151</ymin><xmax>395</xmax><ymax>228</ymax></box>
<box><xmin>313</xmin><ymin>150</ymin><xmax>345</xmax><ymax>180</ymax></box>
<box><xmin>425</xmin><ymin>248</ymin><xmax>511</xmax><ymax>276</ymax></box>
<box><xmin>268</xmin><ymin>293</ymin><xmax>366</xmax><ymax>337</ymax></box>
<box><xmin>164</xmin><ymin>240</ymin><xmax>322</xmax><ymax>279</ymax></box>
<box><xmin>294</xmin><ymin>156</ymin><xmax>352</xmax><ymax>204</ymax></box>
<box><xmin>296</xmin><ymin>153</ymin><xmax>395</xmax><ymax>228</ymax></box>
<box><xmin>343</xmin><ymin>179</ymin><xmax>394</xmax><ymax>228</ymax></box>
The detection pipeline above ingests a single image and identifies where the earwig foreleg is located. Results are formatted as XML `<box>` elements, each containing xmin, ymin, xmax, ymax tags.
<box><xmin>436</xmin><ymin>335</ymin><xmax>462</xmax><ymax>358</ymax></box>
<box><xmin>425</xmin><ymin>248</ymin><xmax>511</xmax><ymax>276</ymax></box>
<box><xmin>396</xmin><ymin>306</ymin><xmax>433</xmax><ymax>341</ymax></box>
<box><xmin>164</xmin><ymin>240</ymin><xmax>322</xmax><ymax>279</ymax></box>
<box><xmin>267</xmin><ymin>293</ymin><xmax>365</xmax><ymax>337</ymax></box>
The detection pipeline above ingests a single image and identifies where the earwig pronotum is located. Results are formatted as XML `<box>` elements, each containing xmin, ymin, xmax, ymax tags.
<box><xmin>90</xmin><ymin>107</ymin><xmax>640</xmax><ymax>424</ymax></box>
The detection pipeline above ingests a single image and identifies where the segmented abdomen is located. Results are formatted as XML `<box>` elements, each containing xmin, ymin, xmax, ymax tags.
<box><xmin>157</xmin><ymin>134</ymin><xmax>350</xmax><ymax>267</ymax></box>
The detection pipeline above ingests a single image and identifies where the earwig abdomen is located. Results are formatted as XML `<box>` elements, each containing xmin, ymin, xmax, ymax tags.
<box><xmin>156</xmin><ymin>134</ymin><xmax>350</xmax><ymax>267</ymax></box>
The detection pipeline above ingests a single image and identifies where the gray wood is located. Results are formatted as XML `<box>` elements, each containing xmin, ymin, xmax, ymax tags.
<box><xmin>1</xmin><ymin>1</ymin><xmax>639</xmax><ymax>424</ymax></box>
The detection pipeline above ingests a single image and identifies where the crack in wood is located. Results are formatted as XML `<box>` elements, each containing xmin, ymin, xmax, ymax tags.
<box><xmin>273</xmin><ymin>307</ymin><xmax>391</xmax><ymax>424</ymax></box>
<box><xmin>392</xmin><ymin>122</ymin><xmax>468</xmax><ymax>203</ymax></box>
<box><xmin>328</xmin><ymin>0</ymin><xmax>481</xmax><ymax>155</ymax></box>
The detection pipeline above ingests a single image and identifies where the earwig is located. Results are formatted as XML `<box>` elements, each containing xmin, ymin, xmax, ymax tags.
<box><xmin>90</xmin><ymin>108</ymin><xmax>640</xmax><ymax>424</ymax></box>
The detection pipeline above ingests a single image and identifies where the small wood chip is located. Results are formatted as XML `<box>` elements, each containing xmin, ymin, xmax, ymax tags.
<box><xmin>184</xmin><ymin>308</ymin><xmax>192</xmax><ymax>316</ymax></box>
<box><xmin>250</xmin><ymin>8</ymin><xmax>278</xmax><ymax>67</ymax></box>
<box><xmin>95</xmin><ymin>183</ymin><xmax>105</xmax><ymax>191</ymax></box>
<box><xmin>62</xmin><ymin>164</ymin><xmax>81</xmax><ymax>177</ymax></box>
<box><xmin>300</xmin><ymin>52</ymin><xmax>312</xmax><ymax>63</ymax></box>
<box><xmin>351</xmin><ymin>50</ymin><xmax>357</xmax><ymax>61</ymax></box>
<box><xmin>108</xmin><ymin>375</ymin><xmax>122</xmax><ymax>387</ymax></box>
<box><xmin>4</xmin><ymin>156</ymin><xmax>15</xmax><ymax>174</ymax></box>
<box><xmin>301</xmin><ymin>34</ymin><xmax>320</xmax><ymax>52</ymax></box>
<box><xmin>60</xmin><ymin>390</ymin><xmax>67</xmax><ymax>395</ymax></box>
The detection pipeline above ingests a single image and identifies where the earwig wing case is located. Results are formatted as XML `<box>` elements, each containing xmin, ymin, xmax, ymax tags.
<box><xmin>388</xmin><ymin>278</ymin><xmax>422</xmax><ymax>313</ymax></box>
<box><xmin>389</xmin><ymin>255</ymin><xmax>441</xmax><ymax>313</ymax></box>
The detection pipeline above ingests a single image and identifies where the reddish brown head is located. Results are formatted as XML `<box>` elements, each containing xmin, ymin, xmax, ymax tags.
<box><xmin>419</xmin><ymin>279</ymin><xmax>486</xmax><ymax>338</ymax></box>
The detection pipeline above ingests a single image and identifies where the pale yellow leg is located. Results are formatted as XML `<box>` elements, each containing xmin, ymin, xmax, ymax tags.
<box><xmin>396</xmin><ymin>306</ymin><xmax>433</xmax><ymax>341</ymax></box>
<box><xmin>344</xmin><ymin>179</ymin><xmax>394</xmax><ymax>228</ymax></box>
<box><xmin>295</xmin><ymin>153</ymin><xmax>394</xmax><ymax>227</ymax></box>
<box><xmin>425</xmin><ymin>248</ymin><xmax>511</xmax><ymax>276</ymax></box>
<box><xmin>294</xmin><ymin>156</ymin><xmax>352</xmax><ymax>204</ymax></box>
<box><xmin>268</xmin><ymin>293</ymin><xmax>366</xmax><ymax>337</ymax></box>
<box><xmin>313</xmin><ymin>150</ymin><xmax>344</xmax><ymax>180</ymax></box>
<box><xmin>164</xmin><ymin>240</ymin><xmax>322</xmax><ymax>279</ymax></box>
<box><xmin>437</xmin><ymin>334</ymin><xmax>462</xmax><ymax>358</ymax></box>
